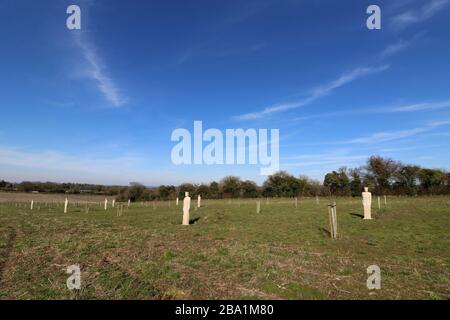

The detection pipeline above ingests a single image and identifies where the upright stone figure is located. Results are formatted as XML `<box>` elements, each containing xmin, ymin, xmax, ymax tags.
<box><xmin>362</xmin><ymin>187</ymin><xmax>372</xmax><ymax>220</ymax></box>
<box><xmin>197</xmin><ymin>195</ymin><xmax>201</xmax><ymax>208</ymax></box>
<box><xmin>182</xmin><ymin>192</ymin><xmax>191</xmax><ymax>226</ymax></box>
<box><xmin>176</xmin><ymin>197</ymin><xmax>179</xmax><ymax>206</ymax></box>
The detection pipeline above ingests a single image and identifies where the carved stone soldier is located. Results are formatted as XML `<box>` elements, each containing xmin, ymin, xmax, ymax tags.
<box><xmin>182</xmin><ymin>192</ymin><xmax>191</xmax><ymax>225</ymax></box>
<box><xmin>362</xmin><ymin>187</ymin><xmax>372</xmax><ymax>220</ymax></box>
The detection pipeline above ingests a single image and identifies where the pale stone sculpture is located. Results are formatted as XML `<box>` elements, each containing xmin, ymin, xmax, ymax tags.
<box><xmin>104</xmin><ymin>199</ymin><xmax>108</xmax><ymax>210</ymax></box>
<box><xmin>64</xmin><ymin>198</ymin><xmax>68</xmax><ymax>213</ymax></box>
<box><xmin>112</xmin><ymin>199</ymin><xmax>115</xmax><ymax>208</ymax></box>
<box><xmin>256</xmin><ymin>200</ymin><xmax>261</xmax><ymax>213</ymax></box>
<box><xmin>362</xmin><ymin>187</ymin><xmax>372</xmax><ymax>220</ymax></box>
<box><xmin>30</xmin><ymin>200</ymin><xmax>34</xmax><ymax>210</ymax></box>
<box><xmin>197</xmin><ymin>195</ymin><xmax>201</xmax><ymax>208</ymax></box>
<box><xmin>128</xmin><ymin>199</ymin><xmax>131</xmax><ymax>207</ymax></box>
<box><xmin>176</xmin><ymin>197</ymin><xmax>179</xmax><ymax>206</ymax></box>
<box><xmin>182</xmin><ymin>192</ymin><xmax>191</xmax><ymax>226</ymax></box>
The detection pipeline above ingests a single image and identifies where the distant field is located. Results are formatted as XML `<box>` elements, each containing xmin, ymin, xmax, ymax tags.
<box><xmin>0</xmin><ymin>192</ymin><xmax>116</xmax><ymax>204</ymax></box>
<box><xmin>0</xmin><ymin>195</ymin><xmax>449</xmax><ymax>299</ymax></box>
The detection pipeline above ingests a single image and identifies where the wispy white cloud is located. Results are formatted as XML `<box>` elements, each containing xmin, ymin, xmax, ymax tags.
<box><xmin>233</xmin><ymin>29</ymin><xmax>427</xmax><ymax>123</ymax></box>
<box><xmin>233</xmin><ymin>65</ymin><xmax>389</xmax><ymax>121</ymax></box>
<box><xmin>386</xmin><ymin>100</ymin><xmax>450</xmax><ymax>112</ymax></box>
<box><xmin>381</xmin><ymin>39</ymin><xmax>412</xmax><ymax>57</ymax></box>
<box><xmin>310</xmin><ymin>65</ymin><xmax>390</xmax><ymax>98</ymax></box>
<box><xmin>291</xmin><ymin>100</ymin><xmax>450</xmax><ymax>122</ymax></box>
<box><xmin>380</xmin><ymin>32</ymin><xmax>425</xmax><ymax>58</ymax></box>
<box><xmin>74</xmin><ymin>33</ymin><xmax>127</xmax><ymax>107</ymax></box>
<box><xmin>391</xmin><ymin>0</ymin><xmax>449</xmax><ymax>29</ymax></box>
<box><xmin>346</xmin><ymin>119</ymin><xmax>450</xmax><ymax>144</ymax></box>
<box><xmin>379</xmin><ymin>144</ymin><xmax>441</xmax><ymax>153</ymax></box>
<box><xmin>429</xmin><ymin>119</ymin><xmax>450</xmax><ymax>127</ymax></box>
<box><xmin>282</xmin><ymin>150</ymin><xmax>367</xmax><ymax>168</ymax></box>
<box><xmin>346</xmin><ymin>128</ymin><xmax>428</xmax><ymax>144</ymax></box>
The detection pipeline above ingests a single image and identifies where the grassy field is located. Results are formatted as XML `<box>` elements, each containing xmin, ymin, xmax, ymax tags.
<box><xmin>0</xmin><ymin>194</ymin><xmax>449</xmax><ymax>300</ymax></box>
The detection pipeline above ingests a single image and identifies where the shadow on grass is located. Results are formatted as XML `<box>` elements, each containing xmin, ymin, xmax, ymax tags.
<box><xmin>318</xmin><ymin>227</ymin><xmax>331</xmax><ymax>237</ymax></box>
<box><xmin>189</xmin><ymin>217</ymin><xmax>201</xmax><ymax>225</ymax></box>
<box><xmin>349</xmin><ymin>212</ymin><xmax>364</xmax><ymax>219</ymax></box>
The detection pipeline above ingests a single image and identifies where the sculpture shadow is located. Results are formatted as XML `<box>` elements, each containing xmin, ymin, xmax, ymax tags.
<box><xmin>189</xmin><ymin>217</ymin><xmax>201</xmax><ymax>225</ymax></box>
<box><xmin>318</xmin><ymin>227</ymin><xmax>331</xmax><ymax>237</ymax></box>
<box><xmin>349</xmin><ymin>212</ymin><xmax>364</xmax><ymax>219</ymax></box>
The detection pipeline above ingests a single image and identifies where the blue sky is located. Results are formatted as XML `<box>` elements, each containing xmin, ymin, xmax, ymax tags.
<box><xmin>0</xmin><ymin>0</ymin><xmax>449</xmax><ymax>185</ymax></box>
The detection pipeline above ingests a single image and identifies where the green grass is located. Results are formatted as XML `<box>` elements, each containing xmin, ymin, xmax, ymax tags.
<box><xmin>0</xmin><ymin>197</ymin><xmax>449</xmax><ymax>299</ymax></box>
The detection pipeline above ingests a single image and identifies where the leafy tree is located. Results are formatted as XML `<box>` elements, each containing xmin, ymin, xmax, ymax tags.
<box><xmin>365</xmin><ymin>156</ymin><xmax>400</xmax><ymax>196</ymax></box>
<box><xmin>208</xmin><ymin>181</ymin><xmax>221</xmax><ymax>199</ymax></box>
<box><xmin>140</xmin><ymin>188</ymin><xmax>154</xmax><ymax>201</ymax></box>
<box><xmin>323</xmin><ymin>168</ymin><xmax>350</xmax><ymax>196</ymax></box>
<box><xmin>178</xmin><ymin>183</ymin><xmax>196</xmax><ymax>198</ymax></box>
<box><xmin>394</xmin><ymin>165</ymin><xmax>420</xmax><ymax>196</ymax></box>
<box><xmin>128</xmin><ymin>182</ymin><xmax>146</xmax><ymax>202</ymax></box>
<box><xmin>418</xmin><ymin>169</ymin><xmax>446</xmax><ymax>195</ymax></box>
<box><xmin>308</xmin><ymin>179</ymin><xmax>323</xmax><ymax>197</ymax></box>
<box><xmin>263</xmin><ymin>171</ymin><xmax>297</xmax><ymax>197</ymax></box>
<box><xmin>196</xmin><ymin>184</ymin><xmax>210</xmax><ymax>198</ymax></box>
<box><xmin>446</xmin><ymin>173</ymin><xmax>450</xmax><ymax>194</ymax></box>
<box><xmin>348</xmin><ymin>168</ymin><xmax>363</xmax><ymax>197</ymax></box>
<box><xmin>297</xmin><ymin>175</ymin><xmax>312</xmax><ymax>197</ymax></box>
<box><xmin>241</xmin><ymin>180</ymin><xmax>259</xmax><ymax>198</ymax></box>
<box><xmin>261</xmin><ymin>183</ymin><xmax>274</xmax><ymax>197</ymax></box>
<box><xmin>158</xmin><ymin>185</ymin><xmax>176</xmax><ymax>200</ymax></box>
<box><xmin>220</xmin><ymin>176</ymin><xmax>242</xmax><ymax>198</ymax></box>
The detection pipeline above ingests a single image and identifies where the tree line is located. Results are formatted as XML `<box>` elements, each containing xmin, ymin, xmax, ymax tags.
<box><xmin>0</xmin><ymin>181</ymin><xmax>124</xmax><ymax>195</ymax></box>
<box><xmin>1</xmin><ymin>156</ymin><xmax>449</xmax><ymax>201</ymax></box>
